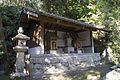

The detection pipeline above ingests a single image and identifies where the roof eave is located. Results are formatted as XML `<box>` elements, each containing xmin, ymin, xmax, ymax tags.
<box><xmin>21</xmin><ymin>7</ymin><xmax>110</xmax><ymax>32</ymax></box>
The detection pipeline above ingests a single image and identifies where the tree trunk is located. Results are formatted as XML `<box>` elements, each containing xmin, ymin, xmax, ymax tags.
<box><xmin>0</xmin><ymin>13</ymin><xmax>8</xmax><ymax>74</ymax></box>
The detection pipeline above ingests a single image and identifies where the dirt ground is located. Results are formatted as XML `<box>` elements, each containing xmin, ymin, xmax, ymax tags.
<box><xmin>0</xmin><ymin>63</ymin><xmax>113</xmax><ymax>80</ymax></box>
<box><xmin>61</xmin><ymin>63</ymin><xmax>113</xmax><ymax>80</ymax></box>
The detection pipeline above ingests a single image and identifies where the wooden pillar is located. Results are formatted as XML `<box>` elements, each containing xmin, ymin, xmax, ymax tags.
<box><xmin>90</xmin><ymin>30</ymin><xmax>94</xmax><ymax>53</ymax></box>
<box><xmin>32</xmin><ymin>21</ymin><xmax>44</xmax><ymax>54</ymax></box>
<box><xmin>39</xmin><ymin>21</ymin><xmax>44</xmax><ymax>54</ymax></box>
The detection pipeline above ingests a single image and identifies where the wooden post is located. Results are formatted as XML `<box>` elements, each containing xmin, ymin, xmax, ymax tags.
<box><xmin>39</xmin><ymin>21</ymin><xmax>44</xmax><ymax>54</ymax></box>
<box><xmin>32</xmin><ymin>21</ymin><xmax>44</xmax><ymax>54</ymax></box>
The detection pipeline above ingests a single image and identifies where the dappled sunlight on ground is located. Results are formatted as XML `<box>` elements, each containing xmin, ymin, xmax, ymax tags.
<box><xmin>87</xmin><ymin>70</ymin><xmax>100</xmax><ymax>80</ymax></box>
<box><xmin>61</xmin><ymin>71</ymin><xmax>101</xmax><ymax>80</ymax></box>
<box><xmin>0</xmin><ymin>63</ymin><xmax>113</xmax><ymax>80</ymax></box>
<box><xmin>61</xmin><ymin>63</ymin><xmax>113</xmax><ymax>80</ymax></box>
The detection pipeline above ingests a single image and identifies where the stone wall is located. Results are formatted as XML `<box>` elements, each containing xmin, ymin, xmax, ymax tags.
<box><xmin>28</xmin><ymin>53</ymin><xmax>100</xmax><ymax>80</ymax></box>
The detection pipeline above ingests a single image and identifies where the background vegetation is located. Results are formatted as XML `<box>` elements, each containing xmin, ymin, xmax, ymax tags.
<box><xmin>0</xmin><ymin>0</ymin><xmax>120</xmax><ymax>73</ymax></box>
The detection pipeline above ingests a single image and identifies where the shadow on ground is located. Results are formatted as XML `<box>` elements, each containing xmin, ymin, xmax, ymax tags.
<box><xmin>61</xmin><ymin>63</ymin><xmax>113</xmax><ymax>80</ymax></box>
<box><xmin>0</xmin><ymin>63</ymin><xmax>113</xmax><ymax>80</ymax></box>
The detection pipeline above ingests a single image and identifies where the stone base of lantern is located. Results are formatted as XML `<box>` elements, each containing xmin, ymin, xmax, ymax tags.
<box><xmin>64</xmin><ymin>47</ymin><xmax>74</xmax><ymax>54</ymax></box>
<box><xmin>10</xmin><ymin>72</ymin><xmax>29</xmax><ymax>80</ymax></box>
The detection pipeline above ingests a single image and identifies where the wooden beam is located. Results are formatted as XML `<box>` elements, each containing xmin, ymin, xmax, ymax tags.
<box><xmin>25</xmin><ymin>13</ymin><xmax>109</xmax><ymax>32</ymax></box>
<box><xmin>44</xmin><ymin>22</ymin><xmax>76</xmax><ymax>32</ymax></box>
<box><xmin>74</xmin><ymin>29</ymin><xmax>87</xmax><ymax>33</ymax></box>
<box><xmin>28</xmin><ymin>15</ymin><xmax>89</xmax><ymax>30</ymax></box>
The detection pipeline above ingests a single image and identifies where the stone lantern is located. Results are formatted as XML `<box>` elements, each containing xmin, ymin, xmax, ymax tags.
<box><xmin>11</xmin><ymin>27</ymin><xmax>30</xmax><ymax>79</ymax></box>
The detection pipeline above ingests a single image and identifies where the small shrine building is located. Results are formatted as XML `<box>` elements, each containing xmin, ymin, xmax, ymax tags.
<box><xmin>16</xmin><ymin>7</ymin><xmax>109</xmax><ymax>79</ymax></box>
<box><xmin>19</xmin><ymin>7</ymin><xmax>109</xmax><ymax>55</ymax></box>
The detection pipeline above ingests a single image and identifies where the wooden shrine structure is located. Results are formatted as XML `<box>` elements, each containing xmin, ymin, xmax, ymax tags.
<box><xmin>12</xmin><ymin>7</ymin><xmax>110</xmax><ymax>80</ymax></box>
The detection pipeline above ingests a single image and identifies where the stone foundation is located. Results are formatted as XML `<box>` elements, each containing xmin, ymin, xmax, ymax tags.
<box><xmin>27</xmin><ymin>53</ymin><xmax>100</xmax><ymax>80</ymax></box>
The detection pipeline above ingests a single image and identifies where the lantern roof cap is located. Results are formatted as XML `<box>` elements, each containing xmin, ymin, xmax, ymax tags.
<box><xmin>12</xmin><ymin>27</ymin><xmax>30</xmax><ymax>41</ymax></box>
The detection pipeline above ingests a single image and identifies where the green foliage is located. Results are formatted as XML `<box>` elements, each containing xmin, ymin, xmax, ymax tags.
<box><xmin>0</xmin><ymin>0</ymin><xmax>43</xmax><ymax>73</ymax></box>
<box><xmin>0</xmin><ymin>6</ymin><xmax>20</xmax><ymax>48</ymax></box>
<box><xmin>42</xmin><ymin>0</ymin><xmax>95</xmax><ymax>20</ymax></box>
<box><xmin>0</xmin><ymin>0</ymin><xmax>42</xmax><ymax>10</ymax></box>
<box><xmin>97</xmin><ymin>0</ymin><xmax>120</xmax><ymax>63</ymax></box>
<box><xmin>0</xmin><ymin>52</ymin><xmax>4</xmax><ymax>55</ymax></box>
<box><xmin>0</xmin><ymin>40</ymin><xmax>5</xmax><ymax>59</ymax></box>
<box><xmin>0</xmin><ymin>52</ymin><xmax>5</xmax><ymax>59</ymax></box>
<box><xmin>0</xmin><ymin>75</ymin><xmax>9</xmax><ymax>80</ymax></box>
<box><xmin>0</xmin><ymin>6</ymin><xmax>21</xmax><ymax>73</ymax></box>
